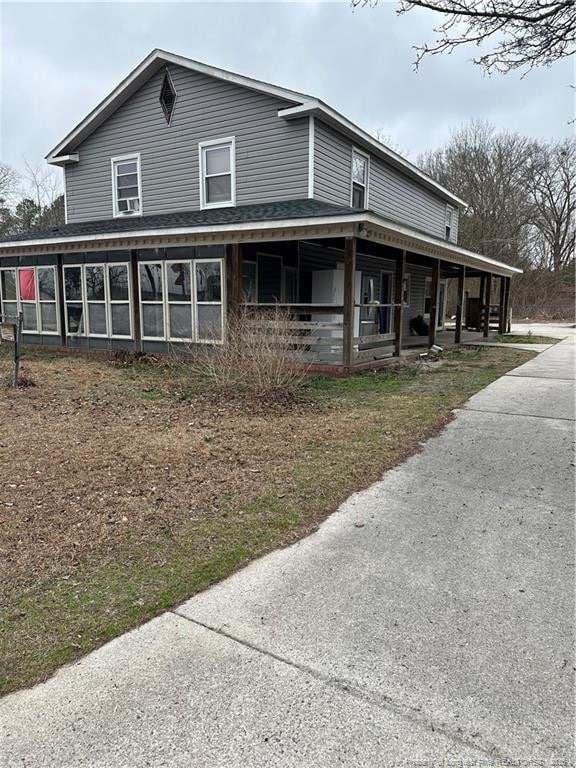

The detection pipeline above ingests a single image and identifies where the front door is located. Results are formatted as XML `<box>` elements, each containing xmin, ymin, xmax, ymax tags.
<box><xmin>359</xmin><ymin>274</ymin><xmax>377</xmax><ymax>337</ymax></box>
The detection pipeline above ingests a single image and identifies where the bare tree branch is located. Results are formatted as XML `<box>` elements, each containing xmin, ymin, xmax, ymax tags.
<box><xmin>352</xmin><ymin>0</ymin><xmax>576</xmax><ymax>73</ymax></box>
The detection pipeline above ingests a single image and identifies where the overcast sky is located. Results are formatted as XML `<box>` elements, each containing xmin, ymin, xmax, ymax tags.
<box><xmin>0</xmin><ymin>1</ymin><xmax>573</xmax><ymax>188</ymax></box>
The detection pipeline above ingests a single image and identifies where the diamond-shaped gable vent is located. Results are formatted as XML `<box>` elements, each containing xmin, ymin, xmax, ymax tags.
<box><xmin>159</xmin><ymin>72</ymin><xmax>176</xmax><ymax>124</ymax></box>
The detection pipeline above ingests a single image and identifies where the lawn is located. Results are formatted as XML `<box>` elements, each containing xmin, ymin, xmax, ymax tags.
<box><xmin>491</xmin><ymin>334</ymin><xmax>559</xmax><ymax>345</ymax></box>
<box><xmin>0</xmin><ymin>345</ymin><xmax>533</xmax><ymax>696</ymax></box>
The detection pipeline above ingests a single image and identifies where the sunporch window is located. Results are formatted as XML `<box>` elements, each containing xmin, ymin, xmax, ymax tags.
<box><xmin>64</xmin><ymin>263</ymin><xmax>132</xmax><ymax>338</ymax></box>
<box><xmin>0</xmin><ymin>266</ymin><xmax>58</xmax><ymax>334</ymax></box>
<box><xmin>138</xmin><ymin>256</ymin><xmax>224</xmax><ymax>343</ymax></box>
<box><xmin>199</xmin><ymin>138</ymin><xmax>235</xmax><ymax>209</ymax></box>
<box><xmin>112</xmin><ymin>155</ymin><xmax>141</xmax><ymax>217</ymax></box>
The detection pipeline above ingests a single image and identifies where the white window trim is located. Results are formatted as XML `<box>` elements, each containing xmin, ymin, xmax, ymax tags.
<box><xmin>0</xmin><ymin>268</ymin><xmax>18</xmax><ymax>318</ymax></box>
<box><xmin>424</xmin><ymin>275</ymin><xmax>447</xmax><ymax>329</ymax></box>
<box><xmin>138</xmin><ymin>258</ymin><xmax>225</xmax><ymax>344</ymax></box>
<box><xmin>194</xmin><ymin>257</ymin><xmax>226</xmax><ymax>345</ymax></box>
<box><xmin>445</xmin><ymin>204</ymin><xmax>454</xmax><ymax>241</ymax></box>
<box><xmin>107</xmin><ymin>263</ymin><xmax>134</xmax><ymax>339</ymax></box>
<box><xmin>111</xmin><ymin>153</ymin><xmax>143</xmax><ymax>219</ymax></box>
<box><xmin>139</xmin><ymin>261</ymin><xmax>165</xmax><ymax>342</ymax></box>
<box><xmin>402</xmin><ymin>273</ymin><xmax>411</xmax><ymax>307</ymax></box>
<box><xmin>350</xmin><ymin>147</ymin><xmax>370</xmax><ymax>209</ymax></box>
<box><xmin>63</xmin><ymin>265</ymin><xmax>85</xmax><ymax>337</ymax></box>
<box><xmin>199</xmin><ymin>137</ymin><xmax>236</xmax><ymax>210</ymax></box>
<box><xmin>64</xmin><ymin>263</ymin><xmax>133</xmax><ymax>339</ymax></box>
<box><xmin>165</xmin><ymin>258</ymin><xmax>194</xmax><ymax>343</ymax></box>
<box><xmin>85</xmin><ymin>264</ymin><xmax>109</xmax><ymax>338</ymax></box>
<box><xmin>6</xmin><ymin>266</ymin><xmax>60</xmax><ymax>336</ymax></box>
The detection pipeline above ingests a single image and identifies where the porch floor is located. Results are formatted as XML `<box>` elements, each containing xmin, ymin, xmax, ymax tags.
<box><xmin>401</xmin><ymin>328</ymin><xmax>487</xmax><ymax>350</ymax></box>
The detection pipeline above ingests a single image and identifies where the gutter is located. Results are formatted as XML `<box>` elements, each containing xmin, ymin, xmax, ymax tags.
<box><xmin>0</xmin><ymin>212</ymin><xmax>521</xmax><ymax>278</ymax></box>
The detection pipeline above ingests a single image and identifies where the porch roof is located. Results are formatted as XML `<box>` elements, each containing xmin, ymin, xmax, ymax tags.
<box><xmin>0</xmin><ymin>199</ymin><xmax>521</xmax><ymax>278</ymax></box>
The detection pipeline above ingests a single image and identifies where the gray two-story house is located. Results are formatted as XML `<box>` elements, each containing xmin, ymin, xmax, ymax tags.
<box><xmin>0</xmin><ymin>49</ymin><xmax>520</xmax><ymax>370</ymax></box>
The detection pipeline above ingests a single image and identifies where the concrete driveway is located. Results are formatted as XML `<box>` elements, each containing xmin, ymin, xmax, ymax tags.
<box><xmin>1</xmin><ymin>333</ymin><xmax>574</xmax><ymax>767</ymax></box>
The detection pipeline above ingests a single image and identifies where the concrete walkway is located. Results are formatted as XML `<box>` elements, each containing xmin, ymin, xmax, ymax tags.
<box><xmin>1</xmin><ymin>336</ymin><xmax>574</xmax><ymax>767</ymax></box>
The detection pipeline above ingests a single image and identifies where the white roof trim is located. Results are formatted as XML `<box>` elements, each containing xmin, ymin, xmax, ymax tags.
<box><xmin>279</xmin><ymin>102</ymin><xmax>467</xmax><ymax>209</ymax></box>
<box><xmin>46</xmin><ymin>49</ymin><xmax>311</xmax><ymax>162</ymax></box>
<box><xmin>0</xmin><ymin>212</ymin><xmax>521</xmax><ymax>277</ymax></box>
<box><xmin>48</xmin><ymin>153</ymin><xmax>79</xmax><ymax>167</ymax></box>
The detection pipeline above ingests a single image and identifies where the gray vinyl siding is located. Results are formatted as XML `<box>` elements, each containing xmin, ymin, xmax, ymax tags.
<box><xmin>403</xmin><ymin>267</ymin><xmax>428</xmax><ymax>336</ymax></box>
<box><xmin>65</xmin><ymin>66</ymin><xmax>309</xmax><ymax>223</ymax></box>
<box><xmin>313</xmin><ymin>121</ymin><xmax>459</xmax><ymax>244</ymax></box>
<box><xmin>313</xmin><ymin>121</ymin><xmax>351</xmax><ymax>207</ymax></box>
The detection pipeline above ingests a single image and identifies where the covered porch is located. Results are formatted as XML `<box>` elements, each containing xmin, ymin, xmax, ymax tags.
<box><xmin>0</xmin><ymin>201</ymin><xmax>519</xmax><ymax>371</ymax></box>
<box><xmin>226</xmin><ymin>232</ymin><xmax>515</xmax><ymax>372</ymax></box>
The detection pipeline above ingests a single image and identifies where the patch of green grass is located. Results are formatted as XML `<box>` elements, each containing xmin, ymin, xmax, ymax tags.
<box><xmin>490</xmin><ymin>334</ymin><xmax>559</xmax><ymax>345</ymax></box>
<box><xmin>0</xmin><ymin>346</ymin><xmax>533</xmax><ymax>696</ymax></box>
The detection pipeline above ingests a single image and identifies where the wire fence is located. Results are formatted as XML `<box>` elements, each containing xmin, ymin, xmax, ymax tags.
<box><xmin>0</xmin><ymin>313</ymin><xmax>23</xmax><ymax>388</ymax></box>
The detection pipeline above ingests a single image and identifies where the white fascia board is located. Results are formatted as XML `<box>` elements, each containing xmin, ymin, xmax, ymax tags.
<box><xmin>0</xmin><ymin>214</ymin><xmax>364</xmax><ymax>249</ymax></box>
<box><xmin>47</xmin><ymin>153</ymin><xmax>79</xmax><ymax>167</ymax></box>
<box><xmin>0</xmin><ymin>212</ymin><xmax>521</xmax><ymax>276</ymax></box>
<box><xmin>363</xmin><ymin>213</ymin><xmax>523</xmax><ymax>276</ymax></box>
<box><xmin>279</xmin><ymin>102</ymin><xmax>468</xmax><ymax>210</ymax></box>
<box><xmin>45</xmin><ymin>49</ymin><xmax>310</xmax><ymax>162</ymax></box>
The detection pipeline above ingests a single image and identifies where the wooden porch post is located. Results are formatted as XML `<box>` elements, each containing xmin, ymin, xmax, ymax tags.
<box><xmin>483</xmin><ymin>273</ymin><xmax>492</xmax><ymax>338</ymax></box>
<box><xmin>225</xmin><ymin>243</ymin><xmax>242</xmax><ymax>316</ymax></box>
<box><xmin>428</xmin><ymin>258</ymin><xmax>440</xmax><ymax>348</ymax></box>
<box><xmin>503</xmin><ymin>276</ymin><xmax>511</xmax><ymax>333</ymax></box>
<box><xmin>454</xmin><ymin>264</ymin><xmax>466</xmax><ymax>345</ymax></box>
<box><xmin>129</xmin><ymin>249</ymin><xmax>142</xmax><ymax>352</ymax></box>
<box><xmin>478</xmin><ymin>274</ymin><xmax>486</xmax><ymax>331</ymax></box>
<box><xmin>343</xmin><ymin>236</ymin><xmax>356</xmax><ymax>369</ymax></box>
<box><xmin>498</xmin><ymin>275</ymin><xmax>506</xmax><ymax>334</ymax></box>
<box><xmin>393</xmin><ymin>249</ymin><xmax>406</xmax><ymax>357</ymax></box>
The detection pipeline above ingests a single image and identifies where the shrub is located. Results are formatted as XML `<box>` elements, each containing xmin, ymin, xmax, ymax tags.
<box><xmin>184</xmin><ymin>306</ymin><xmax>311</xmax><ymax>396</ymax></box>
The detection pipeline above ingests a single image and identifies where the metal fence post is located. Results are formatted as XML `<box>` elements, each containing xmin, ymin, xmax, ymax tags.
<box><xmin>13</xmin><ymin>312</ymin><xmax>23</xmax><ymax>387</ymax></box>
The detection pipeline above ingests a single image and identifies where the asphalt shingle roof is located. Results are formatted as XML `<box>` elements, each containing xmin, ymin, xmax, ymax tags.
<box><xmin>0</xmin><ymin>199</ymin><xmax>359</xmax><ymax>243</ymax></box>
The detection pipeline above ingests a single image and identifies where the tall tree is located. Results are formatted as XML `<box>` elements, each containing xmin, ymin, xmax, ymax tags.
<box><xmin>418</xmin><ymin>120</ymin><xmax>535</xmax><ymax>267</ymax></box>
<box><xmin>353</xmin><ymin>0</ymin><xmax>576</xmax><ymax>73</ymax></box>
<box><xmin>528</xmin><ymin>139</ymin><xmax>576</xmax><ymax>272</ymax></box>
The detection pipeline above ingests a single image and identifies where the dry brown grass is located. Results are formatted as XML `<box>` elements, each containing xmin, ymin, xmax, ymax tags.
<box><xmin>182</xmin><ymin>306</ymin><xmax>310</xmax><ymax>395</ymax></box>
<box><xmin>0</xmin><ymin>345</ymin><xmax>534</xmax><ymax>695</ymax></box>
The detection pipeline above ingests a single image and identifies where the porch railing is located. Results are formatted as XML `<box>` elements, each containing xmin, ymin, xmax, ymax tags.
<box><xmin>243</xmin><ymin>302</ymin><xmax>400</xmax><ymax>366</ymax></box>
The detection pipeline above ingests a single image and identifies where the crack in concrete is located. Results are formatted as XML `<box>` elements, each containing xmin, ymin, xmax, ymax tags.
<box><xmin>171</xmin><ymin>609</ymin><xmax>515</xmax><ymax>764</ymax></box>
<box><xmin>504</xmin><ymin>373</ymin><xmax>575</xmax><ymax>382</ymax></box>
<box><xmin>461</xmin><ymin>407</ymin><xmax>575</xmax><ymax>423</ymax></box>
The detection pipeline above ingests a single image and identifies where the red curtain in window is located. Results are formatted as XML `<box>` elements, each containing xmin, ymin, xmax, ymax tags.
<box><xmin>18</xmin><ymin>269</ymin><xmax>36</xmax><ymax>301</ymax></box>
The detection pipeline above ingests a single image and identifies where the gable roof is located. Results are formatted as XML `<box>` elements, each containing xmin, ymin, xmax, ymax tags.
<box><xmin>46</xmin><ymin>49</ymin><xmax>467</xmax><ymax>209</ymax></box>
<box><xmin>45</xmin><ymin>49</ymin><xmax>311</xmax><ymax>163</ymax></box>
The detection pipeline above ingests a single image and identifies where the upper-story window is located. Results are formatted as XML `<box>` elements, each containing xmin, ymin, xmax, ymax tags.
<box><xmin>199</xmin><ymin>138</ymin><xmax>236</xmax><ymax>209</ymax></box>
<box><xmin>111</xmin><ymin>154</ymin><xmax>142</xmax><ymax>217</ymax></box>
<box><xmin>445</xmin><ymin>205</ymin><xmax>454</xmax><ymax>240</ymax></box>
<box><xmin>351</xmin><ymin>149</ymin><xmax>369</xmax><ymax>208</ymax></box>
